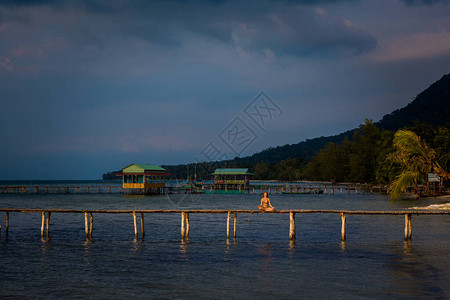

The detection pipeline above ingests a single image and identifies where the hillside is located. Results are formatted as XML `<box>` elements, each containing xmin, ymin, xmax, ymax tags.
<box><xmin>234</xmin><ymin>73</ymin><xmax>450</xmax><ymax>164</ymax></box>
<box><xmin>377</xmin><ymin>73</ymin><xmax>450</xmax><ymax>130</ymax></box>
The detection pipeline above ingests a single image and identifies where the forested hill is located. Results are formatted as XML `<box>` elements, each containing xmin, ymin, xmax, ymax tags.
<box><xmin>233</xmin><ymin>73</ymin><xmax>450</xmax><ymax>165</ymax></box>
<box><xmin>376</xmin><ymin>73</ymin><xmax>450</xmax><ymax>130</ymax></box>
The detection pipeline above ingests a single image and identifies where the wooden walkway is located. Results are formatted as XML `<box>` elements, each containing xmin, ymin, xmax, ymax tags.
<box><xmin>1</xmin><ymin>209</ymin><xmax>448</xmax><ymax>242</ymax></box>
<box><xmin>0</xmin><ymin>184</ymin><xmax>378</xmax><ymax>195</ymax></box>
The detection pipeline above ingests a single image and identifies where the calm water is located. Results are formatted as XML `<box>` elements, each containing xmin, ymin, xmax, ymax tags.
<box><xmin>1</xmin><ymin>188</ymin><xmax>449</xmax><ymax>299</ymax></box>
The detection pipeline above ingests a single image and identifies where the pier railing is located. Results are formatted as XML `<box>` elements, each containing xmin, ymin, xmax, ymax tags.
<box><xmin>1</xmin><ymin>209</ymin><xmax>449</xmax><ymax>242</ymax></box>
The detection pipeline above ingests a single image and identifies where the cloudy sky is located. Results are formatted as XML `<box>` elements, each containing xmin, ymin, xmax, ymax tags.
<box><xmin>1</xmin><ymin>0</ymin><xmax>449</xmax><ymax>180</ymax></box>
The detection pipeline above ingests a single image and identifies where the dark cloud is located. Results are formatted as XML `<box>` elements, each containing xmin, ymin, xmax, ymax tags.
<box><xmin>402</xmin><ymin>0</ymin><xmax>448</xmax><ymax>5</ymax></box>
<box><xmin>0</xmin><ymin>0</ymin><xmax>376</xmax><ymax>58</ymax></box>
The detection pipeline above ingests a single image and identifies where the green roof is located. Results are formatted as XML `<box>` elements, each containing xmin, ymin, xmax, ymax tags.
<box><xmin>213</xmin><ymin>168</ymin><xmax>252</xmax><ymax>175</ymax></box>
<box><xmin>122</xmin><ymin>164</ymin><xmax>166</xmax><ymax>173</ymax></box>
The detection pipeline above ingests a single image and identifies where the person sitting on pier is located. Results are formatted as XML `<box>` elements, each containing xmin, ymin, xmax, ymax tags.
<box><xmin>258</xmin><ymin>192</ymin><xmax>274</xmax><ymax>212</ymax></box>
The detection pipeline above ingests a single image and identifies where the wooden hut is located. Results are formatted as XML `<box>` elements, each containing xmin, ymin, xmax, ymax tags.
<box><xmin>120</xmin><ymin>164</ymin><xmax>170</xmax><ymax>194</ymax></box>
<box><xmin>213</xmin><ymin>168</ymin><xmax>252</xmax><ymax>192</ymax></box>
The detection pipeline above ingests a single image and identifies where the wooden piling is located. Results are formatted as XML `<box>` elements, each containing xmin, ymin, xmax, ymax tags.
<box><xmin>181</xmin><ymin>212</ymin><xmax>185</xmax><ymax>239</ymax></box>
<box><xmin>46</xmin><ymin>212</ymin><xmax>51</xmax><ymax>237</ymax></box>
<box><xmin>140</xmin><ymin>213</ymin><xmax>145</xmax><ymax>238</ymax></box>
<box><xmin>41</xmin><ymin>212</ymin><xmax>45</xmax><ymax>237</ymax></box>
<box><xmin>289</xmin><ymin>212</ymin><xmax>295</xmax><ymax>240</ymax></box>
<box><xmin>185</xmin><ymin>213</ymin><xmax>190</xmax><ymax>239</ymax></box>
<box><xmin>133</xmin><ymin>211</ymin><xmax>138</xmax><ymax>239</ymax></box>
<box><xmin>404</xmin><ymin>214</ymin><xmax>412</xmax><ymax>240</ymax></box>
<box><xmin>226</xmin><ymin>211</ymin><xmax>231</xmax><ymax>239</ymax></box>
<box><xmin>234</xmin><ymin>213</ymin><xmax>237</xmax><ymax>239</ymax></box>
<box><xmin>89</xmin><ymin>213</ymin><xmax>93</xmax><ymax>238</ymax></box>
<box><xmin>340</xmin><ymin>212</ymin><xmax>346</xmax><ymax>241</ymax></box>
<box><xmin>5</xmin><ymin>212</ymin><xmax>9</xmax><ymax>237</ymax></box>
<box><xmin>84</xmin><ymin>212</ymin><xmax>88</xmax><ymax>238</ymax></box>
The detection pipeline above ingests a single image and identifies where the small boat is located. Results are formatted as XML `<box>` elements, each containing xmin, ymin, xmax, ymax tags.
<box><xmin>282</xmin><ymin>191</ymin><xmax>311</xmax><ymax>195</ymax></box>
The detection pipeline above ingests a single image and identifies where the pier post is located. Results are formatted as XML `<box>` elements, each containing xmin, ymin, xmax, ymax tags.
<box><xmin>46</xmin><ymin>212</ymin><xmax>51</xmax><ymax>238</ymax></box>
<box><xmin>289</xmin><ymin>212</ymin><xmax>295</xmax><ymax>240</ymax></box>
<box><xmin>234</xmin><ymin>213</ymin><xmax>237</xmax><ymax>239</ymax></box>
<box><xmin>89</xmin><ymin>213</ymin><xmax>93</xmax><ymax>238</ymax></box>
<box><xmin>181</xmin><ymin>212</ymin><xmax>185</xmax><ymax>239</ymax></box>
<box><xmin>140</xmin><ymin>213</ymin><xmax>145</xmax><ymax>238</ymax></box>
<box><xmin>226</xmin><ymin>211</ymin><xmax>231</xmax><ymax>240</ymax></box>
<box><xmin>340</xmin><ymin>213</ymin><xmax>346</xmax><ymax>241</ymax></box>
<box><xmin>84</xmin><ymin>212</ymin><xmax>89</xmax><ymax>238</ymax></box>
<box><xmin>133</xmin><ymin>211</ymin><xmax>138</xmax><ymax>239</ymax></box>
<box><xmin>41</xmin><ymin>212</ymin><xmax>45</xmax><ymax>237</ymax></box>
<box><xmin>404</xmin><ymin>214</ymin><xmax>412</xmax><ymax>240</ymax></box>
<box><xmin>185</xmin><ymin>213</ymin><xmax>190</xmax><ymax>239</ymax></box>
<box><xmin>5</xmin><ymin>212</ymin><xmax>9</xmax><ymax>238</ymax></box>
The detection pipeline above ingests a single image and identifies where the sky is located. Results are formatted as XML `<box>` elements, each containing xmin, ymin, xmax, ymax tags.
<box><xmin>1</xmin><ymin>0</ymin><xmax>449</xmax><ymax>180</ymax></box>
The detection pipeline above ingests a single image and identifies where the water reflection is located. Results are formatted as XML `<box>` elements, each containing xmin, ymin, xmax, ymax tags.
<box><xmin>40</xmin><ymin>237</ymin><xmax>51</xmax><ymax>255</ymax></box>
<box><xmin>179</xmin><ymin>239</ymin><xmax>190</xmax><ymax>261</ymax></box>
<box><xmin>340</xmin><ymin>241</ymin><xmax>347</xmax><ymax>252</ymax></box>
<box><xmin>255</xmin><ymin>243</ymin><xmax>274</xmax><ymax>294</ymax></box>
<box><xmin>83</xmin><ymin>239</ymin><xmax>93</xmax><ymax>259</ymax></box>
<box><xmin>224</xmin><ymin>238</ymin><xmax>238</xmax><ymax>255</ymax></box>
<box><xmin>388</xmin><ymin>241</ymin><xmax>446</xmax><ymax>298</ymax></box>
<box><xmin>288</xmin><ymin>240</ymin><xmax>296</xmax><ymax>257</ymax></box>
<box><xmin>403</xmin><ymin>240</ymin><xmax>412</xmax><ymax>255</ymax></box>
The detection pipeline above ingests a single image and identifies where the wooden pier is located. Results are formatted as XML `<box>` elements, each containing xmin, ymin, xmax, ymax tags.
<box><xmin>1</xmin><ymin>208</ymin><xmax>448</xmax><ymax>242</ymax></box>
<box><xmin>0</xmin><ymin>183</ymin><xmax>379</xmax><ymax>195</ymax></box>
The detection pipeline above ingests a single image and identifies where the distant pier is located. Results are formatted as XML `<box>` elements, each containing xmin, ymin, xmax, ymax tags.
<box><xmin>0</xmin><ymin>183</ymin><xmax>381</xmax><ymax>195</ymax></box>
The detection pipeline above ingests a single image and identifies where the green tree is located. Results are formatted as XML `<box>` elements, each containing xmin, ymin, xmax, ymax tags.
<box><xmin>254</xmin><ymin>161</ymin><xmax>270</xmax><ymax>180</ymax></box>
<box><xmin>348</xmin><ymin>119</ymin><xmax>381</xmax><ymax>183</ymax></box>
<box><xmin>387</xmin><ymin>130</ymin><xmax>448</xmax><ymax>200</ymax></box>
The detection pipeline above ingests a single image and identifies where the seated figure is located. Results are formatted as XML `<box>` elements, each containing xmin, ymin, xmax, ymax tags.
<box><xmin>258</xmin><ymin>192</ymin><xmax>274</xmax><ymax>212</ymax></box>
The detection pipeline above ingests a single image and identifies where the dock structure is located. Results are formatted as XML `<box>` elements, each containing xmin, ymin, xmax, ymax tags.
<box><xmin>1</xmin><ymin>208</ymin><xmax>448</xmax><ymax>242</ymax></box>
<box><xmin>118</xmin><ymin>164</ymin><xmax>171</xmax><ymax>194</ymax></box>
<box><xmin>0</xmin><ymin>181</ymin><xmax>383</xmax><ymax>195</ymax></box>
<box><xmin>213</xmin><ymin>168</ymin><xmax>252</xmax><ymax>192</ymax></box>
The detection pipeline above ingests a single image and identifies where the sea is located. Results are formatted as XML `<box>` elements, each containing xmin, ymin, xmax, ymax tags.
<box><xmin>1</xmin><ymin>180</ymin><xmax>449</xmax><ymax>299</ymax></box>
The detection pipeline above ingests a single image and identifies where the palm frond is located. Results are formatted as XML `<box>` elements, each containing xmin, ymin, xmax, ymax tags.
<box><xmin>388</xmin><ymin>170</ymin><xmax>421</xmax><ymax>201</ymax></box>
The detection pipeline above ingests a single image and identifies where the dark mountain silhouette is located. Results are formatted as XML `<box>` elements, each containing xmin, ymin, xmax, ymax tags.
<box><xmin>232</xmin><ymin>73</ymin><xmax>450</xmax><ymax>165</ymax></box>
<box><xmin>376</xmin><ymin>73</ymin><xmax>450</xmax><ymax>130</ymax></box>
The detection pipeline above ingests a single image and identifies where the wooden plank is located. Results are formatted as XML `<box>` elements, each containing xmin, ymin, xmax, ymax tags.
<box><xmin>0</xmin><ymin>208</ymin><xmax>450</xmax><ymax>215</ymax></box>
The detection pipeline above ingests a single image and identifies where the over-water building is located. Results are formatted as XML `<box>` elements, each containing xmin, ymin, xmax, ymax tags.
<box><xmin>213</xmin><ymin>168</ymin><xmax>252</xmax><ymax>192</ymax></box>
<box><xmin>120</xmin><ymin>164</ymin><xmax>169</xmax><ymax>194</ymax></box>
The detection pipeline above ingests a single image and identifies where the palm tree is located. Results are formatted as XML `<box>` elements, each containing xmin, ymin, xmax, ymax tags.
<box><xmin>387</xmin><ymin>130</ymin><xmax>448</xmax><ymax>200</ymax></box>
